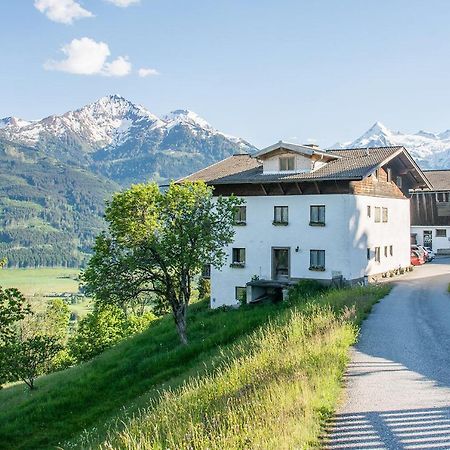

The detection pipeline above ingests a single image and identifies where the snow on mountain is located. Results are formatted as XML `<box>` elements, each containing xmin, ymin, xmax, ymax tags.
<box><xmin>0</xmin><ymin>95</ymin><xmax>163</xmax><ymax>149</ymax></box>
<box><xmin>163</xmin><ymin>109</ymin><xmax>214</xmax><ymax>131</ymax></box>
<box><xmin>0</xmin><ymin>95</ymin><xmax>256</xmax><ymax>184</ymax></box>
<box><xmin>333</xmin><ymin>122</ymin><xmax>450</xmax><ymax>169</ymax></box>
<box><xmin>0</xmin><ymin>116</ymin><xmax>32</xmax><ymax>129</ymax></box>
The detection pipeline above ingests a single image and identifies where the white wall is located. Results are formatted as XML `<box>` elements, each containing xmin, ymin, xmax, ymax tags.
<box><xmin>411</xmin><ymin>226</ymin><xmax>450</xmax><ymax>250</ymax></box>
<box><xmin>210</xmin><ymin>194</ymin><xmax>411</xmax><ymax>308</ymax></box>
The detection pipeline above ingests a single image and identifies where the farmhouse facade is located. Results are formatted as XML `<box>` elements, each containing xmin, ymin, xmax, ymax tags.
<box><xmin>182</xmin><ymin>142</ymin><xmax>430</xmax><ymax>308</ymax></box>
<box><xmin>411</xmin><ymin>170</ymin><xmax>450</xmax><ymax>253</ymax></box>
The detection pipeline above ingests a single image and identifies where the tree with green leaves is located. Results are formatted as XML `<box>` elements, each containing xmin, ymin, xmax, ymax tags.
<box><xmin>0</xmin><ymin>286</ymin><xmax>31</xmax><ymax>343</ymax></box>
<box><xmin>1</xmin><ymin>336</ymin><xmax>61</xmax><ymax>390</ymax></box>
<box><xmin>82</xmin><ymin>181</ymin><xmax>241</xmax><ymax>344</ymax></box>
<box><xmin>69</xmin><ymin>305</ymin><xmax>155</xmax><ymax>362</ymax></box>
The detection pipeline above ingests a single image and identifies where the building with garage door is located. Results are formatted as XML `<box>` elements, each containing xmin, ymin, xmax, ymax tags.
<box><xmin>411</xmin><ymin>170</ymin><xmax>450</xmax><ymax>254</ymax></box>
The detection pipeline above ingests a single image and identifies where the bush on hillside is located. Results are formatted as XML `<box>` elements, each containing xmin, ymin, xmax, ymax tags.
<box><xmin>68</xmin><ymin>305</ymin><xmax>156</xmax><ymax>363</ymax></box>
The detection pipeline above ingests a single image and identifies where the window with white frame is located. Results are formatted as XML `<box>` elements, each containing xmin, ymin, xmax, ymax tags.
<box><xmin>273</xmin><ymin>206</ymin><xmax>288</xmax><ymax>225</ymax></box>
<box><xmin>231</xmin><ymin>248</ymin><xmax>246</xmax><ymax>267</ymax></box>
<box><xmin>310</xmin><ymin>205</ymin><xmax>325</xmax><ymax>226</ymax></box>
<box><xmin>367</xmin><ymin>206</ymin><xmax>371</xmax><ymax>218</ymax></box>
<box><xmin>374</xmin><ymin>207</ymin><xmax>381</xmax><ymax>223</ymax></box>
<box><xmin>374</xmin><ymin>247</ymin><xmax>381</xmax><ymax>262</ymax></box>
<box><xmin>382</xmin><ymin>207</ymin><xmax>388</xmax><ymax>223</ymax></box>
<box><xmin>436</xmin><ymin>229</ymin><xmax>447</xmax><ymax>237</ymax></box>
<box><xmin>390</xmin><ymin>245</ymin><xmax>393</xmax><ymax>256</ymax></box>
<box><xmin>202</xmin><ymin>264</ymin><xmax>211</xmax><ymax>278</ymax></box>
<box><xmin>309</xmin><ymin>249</ymin><xmax>325</xmax><ymax>271</ymax></box>
<box><xmin>279</xmin><ymin>156</ymin><xmax>295</xmax><ymax>171</ymax></box>
<box><xmin>234</xmin><ymin>206</ymin><xmax>246</xmax><ymax>225</ymax></box>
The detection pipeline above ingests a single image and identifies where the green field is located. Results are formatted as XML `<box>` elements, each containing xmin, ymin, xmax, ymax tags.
<box><xmin>0</xmin><ymin>267</ymin><xmax>81</xmax><ymax>296</ymax></box>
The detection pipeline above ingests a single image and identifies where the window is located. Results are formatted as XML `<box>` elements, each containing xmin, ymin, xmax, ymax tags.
<box><xmin>384</xmin><ymin>246</ymin><xmax>388</xmax><ymax>257</ymax></box>
<box><xmin>273</xmin><ymin>206</ymin><xmax>288</xmax><ymax>225</ymax></box>
<box><xmin>374</xmin><ymin>207</ymin><xmax>381</xmax><ymax>223</ymax></box>
<box><xmin>367</xmin><ymin>206</ymin><xmax>371</xmax><ymax>218</ymax></box>
<box><xmin>390</xmin><ymin>245</ymin><xmax>393</xmax><ymax>256</ymax></box>
<box><xmin>373</xmin><ymin>169</ymin><xmax>380</xmax><ymax>181</ymax></box>
<box><xmin>367</xmin><ymin>248</ymin><xmax>371</xmax><ymax>260</ymax></box>
<box><xmin>231</xmin><ymin>248</ymin><xmax>245</xmax><ymax>267</ymax></box>
<box><xmin>396</xmin><ymin>176</ymin><xmax>402</xmax><ymax>188</ymax></box>
<box><xmin>386</xmin><ymin>168</ymin><xmax>392</xmax><ymax>182</ymax></box>
<box><xmin>310</xmin><ymin>205</ymin><xmax>325</xmax><ymax>226</ymax></box>
<box><xmin>382</xmin><ymin>207</ymin><xmax>388</xmax><ymax>223</ymax></box>
<box><xmin>235</xmin><ymin>287</ymin><xmax>247</xmax><ymax>303</ymax></box>
<box><xmin>309</xmin><ymin>250</ymin><xmax>325</xmax><ymax>271</ymax></box>
<box><xmin>234</xmin><ymin>206</ymin><xmax>246</xmax><ymax>225</ymax></box>
<box><xmin>436</xmin><ymin>229</ymin><xmax>447</xmax><ymax>237</ymax></box>
<box><xmin>202</xmin><ymin>264</ymin><xmax>211</xmax><ymax>278</ymax></box>
<box><xmin>374</xmin><ymin>247</ymin><xmax>381</xmax><ymax>263</ymax></box>
<box><xmin>436</xmin><ymin>192</ymin><xmax>450</xmax><ymax>203</ymax></box>
<box><xmin>279</xmin><ymin>156</ymin><xmax>295</xmax><ymax>171</ymax></box>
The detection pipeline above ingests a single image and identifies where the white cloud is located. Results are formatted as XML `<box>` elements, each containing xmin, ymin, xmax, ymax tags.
<box><xmin>44</xmin><ymin>37</ymin><xmax>131</xmax><ymax>77</ymax></box>
<box><xmin>138</xmin><ymin>68</ymin><xmax>159</xmax><ymax>77</ymax></box>
<box><xmin>104</xmin><ymin>56</ymin><xmax>132</xmax><ymax>77</ymax></box>
<box><xmin>34</xmin><ymin>0</ymin><xmax>93</xmax><ymax>24</ymax></box>
<box><xmin>105</xmin><ymin>0</ymin><xmax>140</xmax><ymax>7</ymax></box>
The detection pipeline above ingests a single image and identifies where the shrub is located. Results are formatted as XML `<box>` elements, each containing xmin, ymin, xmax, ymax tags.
<box><xmin>68</xmin><ymin>306</ymin><xmax>156</xmax><ymax>363</ymax></box>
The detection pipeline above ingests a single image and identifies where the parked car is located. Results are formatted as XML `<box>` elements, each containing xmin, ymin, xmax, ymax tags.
<box><xmin>411</xmin><ymin>250</ymin><xmax>424</xmax><ymax>266</ymax></box>
<box><xmin>424</xmin><ymin>246</ymin><xmax>435</xmax><ymax>261</ymax></box>
<box><xmin>411</xmin><ymin>245</ymin><xmax>427</xmax><ymax>262</ymax></box>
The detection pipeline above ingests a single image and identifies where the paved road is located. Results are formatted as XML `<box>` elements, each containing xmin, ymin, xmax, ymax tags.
<box><xmin>327</xmin><ymin>259</ymin><xmax>450</xmax><ymax>449</ymax></box>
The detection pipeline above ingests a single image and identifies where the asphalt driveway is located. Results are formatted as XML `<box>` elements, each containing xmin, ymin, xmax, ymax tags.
<box><xmin>327</xmin><ymin>258</ymin><xmax>450</xmax><ymax>449</ymax></box>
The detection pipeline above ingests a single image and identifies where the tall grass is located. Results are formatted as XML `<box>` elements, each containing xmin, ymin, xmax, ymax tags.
<box><xmin>72</xmin><ymin>285</ymin><xmax>390</xmax><ymax>450</ymax></box>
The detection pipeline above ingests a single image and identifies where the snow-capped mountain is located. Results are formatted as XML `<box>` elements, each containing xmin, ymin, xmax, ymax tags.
<box><xmin>334</xmin><ymin>122</ymin><xmax>450</xmax><ymax>169</ymax></box>
<box><xmin>0</xmin><ymin>95</ymin><xmax>256</xmax><ymax>184</ymax></box>
<box><xmin>0</xmin><ymin>116</ymin><xmax>32</xmax><ymax>129</ymax></box>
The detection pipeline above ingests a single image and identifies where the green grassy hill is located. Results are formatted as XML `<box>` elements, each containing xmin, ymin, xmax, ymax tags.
<box><xmin>0</xmin><ymin>138</ymin><xmax>119</xmax><ymax>268</ymax></box>
<box><xmin>0</xmin><ymin>284</ymin><xmax>390</xmax><ymax>450</ymax></box>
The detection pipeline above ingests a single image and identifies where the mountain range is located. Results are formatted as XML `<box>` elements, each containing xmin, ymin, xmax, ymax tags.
<box><xmin>0</xmin><ymin>95</ymin><xmax>255</xmax><ymax>267</ymax></box>
<box><xmin>0</xmin><ymin>95</ymin><xmax>256</xmax><ymax>186</ymax></box>
<box><xmin>334</xmin><ymin>121</ymin><xmax>450</xmax><ymax>169</ymax></box>
<box><xmin>2</xmin><ymin>95</ymin><xmax>450</xmax><ymax>268</ymax></box>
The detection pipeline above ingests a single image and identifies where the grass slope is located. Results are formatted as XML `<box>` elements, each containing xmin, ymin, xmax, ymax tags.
<box><xmin>0</xmin><ymin>285</ymin><xmax>391</xmax><ymax>450</ymax></box>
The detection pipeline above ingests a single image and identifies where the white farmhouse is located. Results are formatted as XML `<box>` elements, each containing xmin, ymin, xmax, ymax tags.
<box><xmin>182</xmin><ymin>142</ymin><xmax>430</xmax><ymax>308</ymax></box>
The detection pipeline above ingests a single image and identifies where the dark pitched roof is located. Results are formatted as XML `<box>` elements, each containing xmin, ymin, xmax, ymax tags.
<box><xmin>182</xmin><ymin>146</ymin><xmax>412</xmax><ymax>185</ymax></box>
<box><xmin>423</xmin><ymin>170</ymin><xmax>450</xmax><ymax>191</ymax></box>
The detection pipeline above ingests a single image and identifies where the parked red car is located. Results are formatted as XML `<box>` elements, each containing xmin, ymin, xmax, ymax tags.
<box><xmin>411</xmin><ymin>250</ymin><xmax>424</xmax><ymax>266</ymax></box>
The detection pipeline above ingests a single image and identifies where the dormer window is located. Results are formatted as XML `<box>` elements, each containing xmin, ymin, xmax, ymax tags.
<box><xmin>279</xmin><ymin>156</ymin><xmax>295</xmax><ymax>171</ymax></box>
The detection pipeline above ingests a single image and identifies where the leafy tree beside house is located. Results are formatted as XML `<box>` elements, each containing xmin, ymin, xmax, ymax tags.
<box><xmin>82</xmin><ymin>181</ymin><xmax>241</xmax><ymax>344</ymax></box>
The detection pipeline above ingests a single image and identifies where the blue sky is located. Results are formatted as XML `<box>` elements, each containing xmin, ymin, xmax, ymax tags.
<box><xmin>2</xmin><ymin>0</ymin><xmax>450</xmax><ymax>147</ymax></box>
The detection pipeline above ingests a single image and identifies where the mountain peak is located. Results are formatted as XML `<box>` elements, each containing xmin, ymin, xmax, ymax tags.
<box><xmin>0</xmin><ymin>116</ymin><xmax>32</xmax><ymax>129</ymax></box>
<box><xmin>163</xmin><ymin>109</ymin><xmax>213</xmax><ymax>130</ymax></box>
<box><xmin>367</xmin><ymin>121</ymin><xmax>391</xmax><ymax>135</ymax></box>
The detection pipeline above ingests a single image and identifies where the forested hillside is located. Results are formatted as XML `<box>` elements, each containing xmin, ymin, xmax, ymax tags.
<box><xmin>0</xmin><ymin>139</ymin><xmax>119</xmax><ymax>267</ymax></box>
<box><xmin>0</xmin><ymin>96</ymin><xmax>256</xmax><ymax>267</ymax></box>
